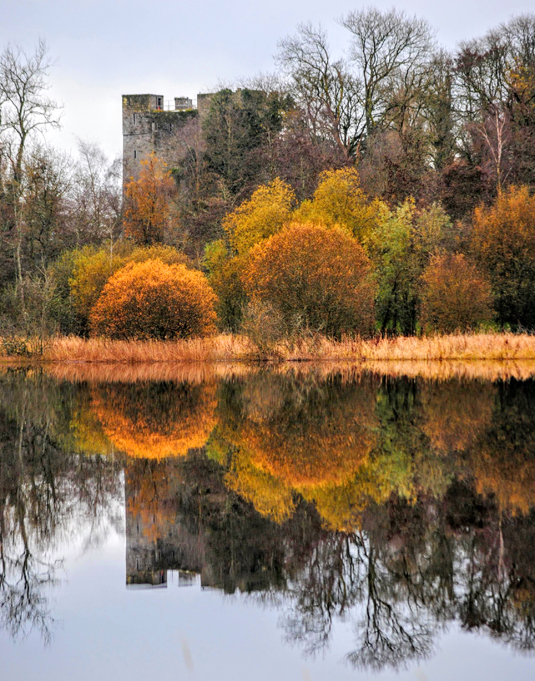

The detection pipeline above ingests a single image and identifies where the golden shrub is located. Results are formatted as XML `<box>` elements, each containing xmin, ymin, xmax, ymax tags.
<box><xmin>243</xmin><ymin>223</ymin><xmax>376</xmax><ymax>338</ymax></box>
<box><xmin>90</xmin><ymin>259</ymin><xmax>217</xmax><ymax>340</ymax></box>
<box><xmin>420</xmin><ymin>253</ymin><xmax>494</xmax><ymax>333</ymax></box>
<box><xmin>66</xmin><ymin>243</ymin><xmax>190</xmax><ymax>334</ymax></box>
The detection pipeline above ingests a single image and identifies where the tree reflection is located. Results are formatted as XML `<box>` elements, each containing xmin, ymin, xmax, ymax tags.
<box><xmin>0</xmin><ymin>370</ymin><xmax>123</xmax><ymax>642</ymax></box>
<box><xmin>1</xmin><ymin>368</ymin><xmax>535</xmax><ymax>673</ymax></box>
<box><xmin>81</xmin><ymin>380</ymin><xmax>217</xmax><ymax>459</ymax></box>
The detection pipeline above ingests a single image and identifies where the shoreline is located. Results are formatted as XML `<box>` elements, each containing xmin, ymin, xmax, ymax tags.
<box><xmin>2</xmin><ymin>333</ymin><xmax>535</xmax><ymax>382</ymax></box>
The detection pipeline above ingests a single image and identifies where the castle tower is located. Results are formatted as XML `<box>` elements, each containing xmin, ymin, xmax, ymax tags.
<box><xmin>122</xmin><ymin>93</ymin><xmax>198</xmax><ymax>182</ymax></box>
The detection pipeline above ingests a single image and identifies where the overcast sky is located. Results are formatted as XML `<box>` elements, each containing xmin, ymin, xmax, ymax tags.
<box><xmin>1</xmin><ymin>0</ymin><xmax>533</xmax><ymax>161</ymax></box>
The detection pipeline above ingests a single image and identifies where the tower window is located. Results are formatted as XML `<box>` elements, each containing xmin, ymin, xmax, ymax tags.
<box><xmin>157</xmin><ymin>97</ymin><xmax>162</xmax><ymax>109</ymax></box>
<box><xmin>134</xmin><ymin>150</ymin><xmax>137</xmax><ymax>159</ymax></box>
<box><xmin>133</xmin><ymin>113</ymin><xmax>136</xmax><ymax>124</ymax></box>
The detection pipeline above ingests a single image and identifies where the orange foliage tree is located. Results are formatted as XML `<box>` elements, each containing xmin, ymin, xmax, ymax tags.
<box><xmin>471</xmin><ymin>185</ymin><xmax>535</xmax><ymax>327</ymax></box>
<box><xmin>243</xmin><ymin>223</ymin><xmax>376</xmax><ymax>337</ymax></box>
<box><xmin>420</xmin><ymin>253</ymin><xmax>494</xmax><ymax>332</ymax></box>
<box><xmin>90</xmin><ymin>259</ymin><xmax>217</xmax><ymax>340</ymax></box>
<box><xmin>123</xmin><ymin>153</ymin><xmax>175</xmax><ymax>245</ymax></box>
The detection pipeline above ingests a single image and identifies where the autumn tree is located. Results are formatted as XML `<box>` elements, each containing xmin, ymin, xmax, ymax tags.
<box><xmin>206</xmin><ymin>179</ymin><xmax>296</xmax><ymax>330</ymax></box>
<box><xmin>471</xmin><ymin>185</ymin><xmax>535</xmax><ymax>327</ymax></box>
<box><xmin>123</xmin><ymin>153</ymin><xmax>175</xmax><ymax>245</ymax></box>
<box><xmin>420</xmin><ymin>253</ymin><xmax>494</xmax><ymax>332</ymax></box>
<box><xmin>223</xmin><ymin>178</ymin><xmax>296</xmax><ymax>255</ymax></box>
<box><xmin>243</xmin><ymin>223</ymin><xmax>376</xmax><ymax>338</ymax></box>
<box><xmin>292</xmin><ymin>167</ymin><xmax>384</xmax><ymax>241</ymax></box>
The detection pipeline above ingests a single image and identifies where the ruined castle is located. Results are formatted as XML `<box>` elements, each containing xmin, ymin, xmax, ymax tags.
<box><xmin>122</xmin><ymin>92</ymin><xmax>212</xmax><ymax>177</ymax></box>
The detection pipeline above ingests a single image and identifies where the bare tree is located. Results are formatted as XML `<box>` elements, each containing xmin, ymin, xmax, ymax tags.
<box><xmin>340</xmin><ymin>8</ymin><xmax>434</xmax><ymax>137</ymax></box>
<box><xmin>0</xmin><ymin>39</ymin><xmax>61</xmax><ymax>184</ymax></box>
<box><xmin>471</xmin><ymin>106</ymin><xmax>512</xmax><ymax>191</ymax></box>
<box><xmin>71</xmin><ymin>140</ymin><xmax>122</xmax><ymax>250</ymax></box>
<box><xmin>0</xmin><ymin>39</ymin><xmax>61</xmax><ymax>315</ymax></box>
<box><xmin>277</xmin><ymin>23</ymin><xmax>364</xmax><ymax>158</ymax></box>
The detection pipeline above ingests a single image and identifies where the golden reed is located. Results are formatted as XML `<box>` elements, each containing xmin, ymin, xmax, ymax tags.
<box><xmin>8</xmin><ymin>332</ymin><xmax>534</xmax><ymax>362</ymax></box>
<box><xmin>1</xmin><ymin>332</ymin><xmax>535</xmax><ymax>382</ymax></box>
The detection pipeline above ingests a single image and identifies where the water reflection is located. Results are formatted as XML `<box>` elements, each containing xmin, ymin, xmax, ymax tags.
<box><xmin>1</xmin><ymin>367</ymin><xmax>535</xmax><ymax>671</ymax></box>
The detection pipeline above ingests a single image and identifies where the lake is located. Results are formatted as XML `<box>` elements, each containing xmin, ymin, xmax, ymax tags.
<box><xmin>1</xmin><ymin>364</ymin><xmax>535</xmax><ymax>680</ymax></box>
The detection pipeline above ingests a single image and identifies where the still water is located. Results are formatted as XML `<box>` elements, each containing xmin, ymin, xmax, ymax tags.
<box><xmin>1</xmin><ymin>364</ymin><xmax>535</xmax><ymax>680</ymax></box>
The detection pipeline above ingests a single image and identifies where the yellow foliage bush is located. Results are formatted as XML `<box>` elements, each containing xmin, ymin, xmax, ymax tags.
<box><xmin>420</xmin><ymin>253</ymin><xmax>494</xmax><ymax>333</ymax></box>
<box><xmin>293</xmin><ymin>168</ymin><xmax>384</xmax><ymax>241</ymax></box>
<box><xmin>90</xmin><ymin>259</ymin><xmax>217</xmax><ymax>340</ymax></box>
<box><xmin>243</xmin><ymin>223</ymin><xmax>376</xmax><ymax>338</ymax></box>
<box><xmin>223</xmin><ymin>178</ymin><xmax>296</xmax><ymax>255</ymax></box>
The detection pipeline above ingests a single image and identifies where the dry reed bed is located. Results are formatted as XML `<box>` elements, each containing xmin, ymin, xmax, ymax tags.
<box><xmin>2</xmin><ymin>334</ymin><xmax>535</xmax><ymax>383</ymax></box>
<box><xmin>24</xmin><ymin>332</ymin><xmax>535</xmax><ymax>362</ymax></box>
<box><xmin>40</xmin><ymin>334</ymin><xmax>255</xmax><ymax>363</ymax></box>
<box><xmin>274</xmin><ymin>332</ymin><xmax>535</xmax><ymax>362</ymax></box>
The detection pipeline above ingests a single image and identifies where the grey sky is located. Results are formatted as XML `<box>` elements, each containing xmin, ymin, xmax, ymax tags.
<box><xmin>1</xmin><ymin>0</ymin><xmax>533</xmax><ymax>161</ymax></box>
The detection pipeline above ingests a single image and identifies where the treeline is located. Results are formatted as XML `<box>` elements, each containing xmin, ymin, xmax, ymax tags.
<box><xmin>1</xmin><ymin>12</ymin><xmax>535</xmax><ymax>343</ymax></box>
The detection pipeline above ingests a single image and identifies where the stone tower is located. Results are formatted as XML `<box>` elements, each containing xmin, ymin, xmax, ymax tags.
<box><xmin>122</xmin><ymin>93</ymin><xmax>198</xmax><ymax>180</ymax></box>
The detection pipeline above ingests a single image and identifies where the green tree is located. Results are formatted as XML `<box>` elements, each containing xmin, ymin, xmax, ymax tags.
<box><xmin>203</xmin><ymin>88</ymin><xmax>292</xmax><ymax>196</ymax></box>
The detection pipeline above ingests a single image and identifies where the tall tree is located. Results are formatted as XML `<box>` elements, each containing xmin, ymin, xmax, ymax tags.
<box><xmin>340</xmin><ymin>8</ymin><xmax>434</xmax><ymax>138</ymax></box>
<box><xmin>123</xmin><ymin>153</ymin><xmax>175</xmax><ymax>246</ymax></box>
<box><xmin>277</xmin><ymin>24</ymin><xmax>364</xmax><ymax>158</ymax></box>
<box><xmin>0</xmin><ymin>40</ymin><xmax>61</xmax><ymax>315</ymax></box>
